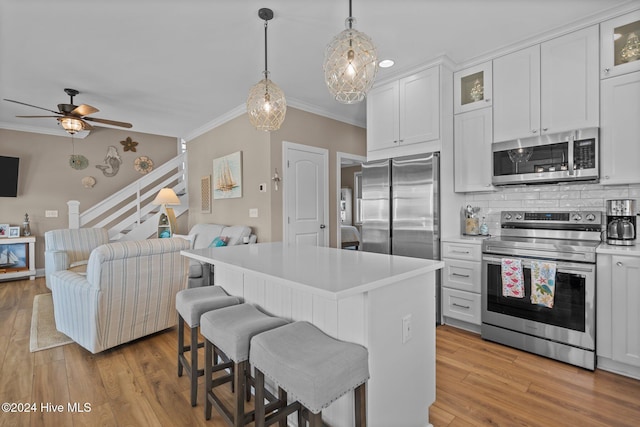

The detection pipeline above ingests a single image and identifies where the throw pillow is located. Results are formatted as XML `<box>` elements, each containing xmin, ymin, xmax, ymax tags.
<box><xmin>208</xmin><ymin>236</ymin><xmax>229</xmax><ymax>248</ymax></box>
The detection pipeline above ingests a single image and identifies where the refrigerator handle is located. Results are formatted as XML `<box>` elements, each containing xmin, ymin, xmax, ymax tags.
<box><xmin>432</xmin><ymin>153</ymin><xmax>441</xmax><ymax>260</ymax></box>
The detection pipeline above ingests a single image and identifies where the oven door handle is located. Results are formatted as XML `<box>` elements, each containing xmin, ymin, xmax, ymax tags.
<box><xmin>482</xmin><ymin>255</ymin><xmax>594</xmax><ymax>273</ymax></box>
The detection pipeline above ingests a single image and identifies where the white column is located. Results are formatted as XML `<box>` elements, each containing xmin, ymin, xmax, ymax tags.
<box><xmin>67</xmin><ymin>200</ymin><xmax>80</xmax><ymax>229</ymax></box>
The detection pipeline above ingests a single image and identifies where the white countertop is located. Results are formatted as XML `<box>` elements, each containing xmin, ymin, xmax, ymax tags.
<box><xmin>182</xmin><ymin>242</ymin><xmax>444</xmax><ymax>300</ymax></box>
<box><xmin>596</xmin><ymin>243</ymin><xmax>640</xmax><ymax>257</ymax></box>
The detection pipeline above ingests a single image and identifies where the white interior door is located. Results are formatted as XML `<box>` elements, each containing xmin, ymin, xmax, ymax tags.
<box><xmin>284</xmin><ymin>142</ymin><xmax>328</xmax><ymax>246</ymax></box>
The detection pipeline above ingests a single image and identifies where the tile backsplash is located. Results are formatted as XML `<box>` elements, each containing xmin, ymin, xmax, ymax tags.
<box><xmin>463</xmin><ymin>183</ymin><xmax>640</xmax><ymax>236</ymax></box>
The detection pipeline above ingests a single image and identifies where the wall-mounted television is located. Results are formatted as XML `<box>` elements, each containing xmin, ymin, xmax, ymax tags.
<box><xmin>0</xmin><ymin>156</ymin><xmax>20</xmax><ymax>197</ymax></box>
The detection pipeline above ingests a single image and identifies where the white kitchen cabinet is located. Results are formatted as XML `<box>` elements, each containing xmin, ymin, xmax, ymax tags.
<box><xmin>601</xmin><ymin>10</ymin><xmax>640</xmax><ymax>79</ymax></box>
<box><xmin>600</xmin><ymin>71</ymin><xmax>640</xmax><ymax>185</ymax></box>
<box><xmin>493</xmin><ymin>45</ymin><xmax>541</xmax><ymax>142</ymax></box>
<box><xmin>366</xmin><ymin>67</ymin><xmax>439</xmax><ymax>154</ymax></box>
<box><xmin>441</xmin><ymin>239</ymin><xmax>483</xmax><ymax>332</ymax></box>
<box><xmin>454</xmin><ymin>62</ymin><xmax>492</xmax><ymax>114</ymax></box>
<box><xmin>454</xmin><ymin>107</ymin><xmax>494</xmax><ymax>192</ymax></box>
<box><xmin>493</xmin><ymin>25</ymin><xmax>599</xmax><ymax>143</ymax></box>
<box><xmin>597</xmin><ymin>251</ymin><xmax>640</xmax><ymax>379</ymax></box>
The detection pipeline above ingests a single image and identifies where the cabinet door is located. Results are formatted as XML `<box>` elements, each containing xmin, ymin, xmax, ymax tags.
<box><xmin>493</xmin><ymin>45</ymin><xmax>540</xmax><ymax>142</ymax></box>
<box><xmin>601</xmin><ymin>10</ymin><xmax>640</xmax><ymax>79</ymax></box>
<box><xmin>541</xmin><ymin>25</ymin><xmax>599</xmax><ymax>133</ymax></box>
<box><xmin>454</xmin><ymin>62</ymin><xmax>492</xmax><ymax>114</ymax></box>
<box><xmin>601</xmin><ymin>71</ymin><xmax>640</xmax><ymax>185</ymax></box>
<box><xmin>366</xmin><ymin>81</ymin><xmax>399</xmax><ymax>152</ymax></box>
<box><xmin>454</xmin><ymin>108</ymin><xmax>493</xmax><ymax>192</ymax></box>
<box><xmin>611</xmin><ymin>255</ymin><xmax>640</xmax><ymax>367</ymax></box>
<box><xmin>399</xmin><ymin>67</ymin><xmax>439</xmax><ymax>145</ymax></box>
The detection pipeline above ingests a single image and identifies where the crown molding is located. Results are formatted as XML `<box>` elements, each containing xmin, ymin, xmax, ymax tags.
<box><xmin>286</xmin><ymin>97</ymin><xmax>365</xmax><ymax>128</ymax></box>
<box><xmin>0</xmin><ymin>121</ymin><xmax>90</xmax><ymax>139</ymax></box>
<box><xmin>455</xmin><ymin>2</ymin><xmax>640</xmax><ymax>71</ymax></box>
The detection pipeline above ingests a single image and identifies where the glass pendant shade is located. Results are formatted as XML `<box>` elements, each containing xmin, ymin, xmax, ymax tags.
<box><xmin>247</xmin><ymin>8</ymin><xmax>286</xmax><ymax>131</ymax></box>
<box><xmin>59</xmin><ymin>117</ymin><xmax>84</xmax><ymax>134</ymax></box>
<box><xmin>247</xmin><ymin>75</ymin><xmax>287</xmax><ymax>131</ymax></box>
<box><xmin>324</xmin><ymin>17</ymin><xmax>378</xmax><ymax>104</ymax></box>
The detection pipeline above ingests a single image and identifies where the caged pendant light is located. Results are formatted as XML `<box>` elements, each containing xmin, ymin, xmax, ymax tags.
<box><xmin>323</xmin><ymin>0</ymin><xmax>378</xmax><ymax>104</ymax></box>
<box><xmin>247</xmin><ymin>8</ymin><xmax>287</xmax><ymax>131</ymax></box>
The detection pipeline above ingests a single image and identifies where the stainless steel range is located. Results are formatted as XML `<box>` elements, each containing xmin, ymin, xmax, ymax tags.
<box><xmin>481</xmin><ymin>211</ymin><xmax>603</xmax><ymax>370</ymax></box>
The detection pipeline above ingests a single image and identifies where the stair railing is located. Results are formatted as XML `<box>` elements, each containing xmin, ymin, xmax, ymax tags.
<box><xmin>68</xmin><ymin>152</ymin><xmax>188</xmax><ymax>241</ymax></box>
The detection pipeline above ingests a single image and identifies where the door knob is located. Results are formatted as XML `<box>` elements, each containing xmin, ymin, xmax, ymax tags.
<box><xmin>320</xmin><ymin>224</ymin><xmax>326</xmax><ymax>229</ymax></box>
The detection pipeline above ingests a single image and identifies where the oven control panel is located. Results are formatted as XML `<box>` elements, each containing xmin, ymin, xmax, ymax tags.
<box><xmin>501</xmin><ymin>211</ymin><xmax>602</xmax><ymax>225</ymax></box>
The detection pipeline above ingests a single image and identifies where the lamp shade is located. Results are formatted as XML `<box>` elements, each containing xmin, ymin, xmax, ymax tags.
<box><xmin>59</xmin><ymin>117</ymin><xmax>85</xmax><ymax>135</ymax></box>
<box><xmin>152</xmin><ymin>188</ymin><xmax>180</xmax><ymax>205</ymax></box>
<box><xmin>323</xmin><ymin>17</ymin><xmax>378</xmax><ymax>104</ymax></box>
<box><xmin>247</xmin><ymin>77</ymin><xmax>287</xmax><ymax>131</ymax></box>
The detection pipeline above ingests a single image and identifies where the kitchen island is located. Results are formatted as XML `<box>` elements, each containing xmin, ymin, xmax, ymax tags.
<box><xmin>181</xmin><ymin>242</ymin><xmax>443</xmax><ymax>427</ymax></box>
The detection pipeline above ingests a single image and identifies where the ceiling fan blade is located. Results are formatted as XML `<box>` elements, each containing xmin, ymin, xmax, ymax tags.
<box><xmin>84</xmin><ymin>117</ymin><xmax>132</xmax><ymax>128</ymax></box>
<box><xmin>4</xmin><ymin>99</ymin><xmax>61</xmax><ymax>115</ymax></box>
<box><xmin>81</xmin><ymin>120</ymin><xmax>94</xmax><ymax>131</ymax></box>
<box><xmin>72</xmin><ymin>104</ymin><xmax>99</xmax><ymax>117</ymax></box>
<box><xmin>16</xmin><ymin>115</ymin><xmax>62</xmax><ymax>118</ymax></box>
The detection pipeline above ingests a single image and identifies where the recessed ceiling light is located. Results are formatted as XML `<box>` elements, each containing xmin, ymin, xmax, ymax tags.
<box><xmin>379</xmin><ymin>59</ymin><xmax>395</xmax><ymax>68</ymax></box>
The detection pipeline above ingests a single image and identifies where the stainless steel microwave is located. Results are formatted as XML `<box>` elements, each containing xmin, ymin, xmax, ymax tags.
<box><xmin>492</xmin><ymin>128</ymin><xmax>599</xmax><ymax>185</ymax></box>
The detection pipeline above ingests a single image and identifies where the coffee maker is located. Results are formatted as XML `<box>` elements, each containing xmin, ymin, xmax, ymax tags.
<box><xmin>606</xmin><ymin>199</ymin><xmax>637</xmax><ymax>246</ymax></box>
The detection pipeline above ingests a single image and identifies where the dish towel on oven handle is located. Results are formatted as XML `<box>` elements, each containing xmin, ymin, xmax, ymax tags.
<box><xmin>501</xmin><ymin>258</ymin><xmax>525</xmax><ymax>298</ymax></box>
<box><xmin>530</xmin><ymin>260</ymin><xmax>557</xmax><ymax>308</ymax></box>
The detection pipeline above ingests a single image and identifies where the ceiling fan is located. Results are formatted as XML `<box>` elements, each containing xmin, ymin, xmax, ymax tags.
<box><xmin>3</xmin><ymin>88</ymin><xmax>132</xmax><ymax>134</ymax></box>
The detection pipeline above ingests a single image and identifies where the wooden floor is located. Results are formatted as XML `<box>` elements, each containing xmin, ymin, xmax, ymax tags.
<box><xmin>2</xmin><ymin>278</ymin><xmax>639</xmax><ymax>426</ymax></box>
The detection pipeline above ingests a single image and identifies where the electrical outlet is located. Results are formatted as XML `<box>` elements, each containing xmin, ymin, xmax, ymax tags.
<box><xmin>249</xmin><ymin>208</ymin><xmax>259</xmax><ymax>218</ymax></box>
<box><xmin>402</xmin><ymin>314</ymin><xmax>412</xmax><ymax>344</ymax></box>
<box><xmin>45</xmin><ymin>210</ymin><xmax>58</xmax><ymax>218</ymax></box>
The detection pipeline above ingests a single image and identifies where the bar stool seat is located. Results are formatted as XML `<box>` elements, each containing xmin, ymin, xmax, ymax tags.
<box><xmin>250</xmin><ymin>321</ymin><xmax>369</xmax><ymax>427</ymax></box>
<box><xmin>176</xmin><ymin>286</ymin><xmax>241</xmax><ymax>406</ymax></box>
<box><xmin>200</xmin><ymin>303</ymin><xmax>289</xmax><ymax>426</ymax></box>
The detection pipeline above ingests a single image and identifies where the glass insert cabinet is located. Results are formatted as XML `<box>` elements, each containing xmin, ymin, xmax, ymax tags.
<box><xmin>0</xmin><ymin>236</ymin><xmax>36</xmax><ymax>281</ymax></box>
<box><xmin>601</xmin><ymin>9</ymin><xmax>640</xmax><ymax>78</ymax></box>
<box><xmin>454</xmin><ymin>61</ymin><xmax>492</xmax><ymax>114</ymax></box>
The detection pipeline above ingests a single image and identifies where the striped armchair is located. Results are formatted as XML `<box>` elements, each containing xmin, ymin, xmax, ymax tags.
<box><xmin>44</xmin><ymin>228</ymin><xmax>109</xmax><ymax>289</ymax></box>
<box><xmin>49</xmin><ymin>238</ymin><xmax>190</xmax><ymax>354</ymax></box>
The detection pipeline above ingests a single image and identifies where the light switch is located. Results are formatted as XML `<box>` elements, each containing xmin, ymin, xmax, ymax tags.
<box><xmin>249</xmin><ymin>208</ymin><xmax>259</xmax><ymax>218</ymax></box>
<box><xmin>45</xmin><ymin>210</ymin><xmax>58</xmax><ymax>218</ymax></box>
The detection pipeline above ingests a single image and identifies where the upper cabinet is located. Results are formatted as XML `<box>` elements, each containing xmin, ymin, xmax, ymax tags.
<box><xmin>601</xmin><ymin>10</ymin><xmax>640</xmax><ymax>79</ymax></box>
<box><xmin>493</xmin><ymin>25</ymin><xmax>599</xmax><ymax>143</ymax></box>
<box><xmin>600</xmin><ymin>71</ymin><xmax>640</xmax><ymax>185</ymax></box>
<box><xmin>454</xmin><ymin>107</ymin><xmax>493</xmax><ymax>192</ymax></box>
<box><xmin>367</xmin><ymin>67</ymin><xmax>440</xmax><ymax>157</ymax></box>
<box><xmin>454</xmin><ymin>62</ymin><xmax>492</xmax><ymax>114</ymax></box>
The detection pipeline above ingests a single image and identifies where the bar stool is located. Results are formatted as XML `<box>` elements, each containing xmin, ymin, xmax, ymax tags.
<box><xmin>200</xmin><ymin>303</ymin><xmax>289</xmax><ymax>426</ymax></box>
<box><xmin>250</xmin><ymin>321</ymin><xmax>369</xmax><ymax>427</ymax></box>
<box><xmin>176</xmin><ymin>286</ymin><xmax>241</xmax><ymax>406</ymax></box>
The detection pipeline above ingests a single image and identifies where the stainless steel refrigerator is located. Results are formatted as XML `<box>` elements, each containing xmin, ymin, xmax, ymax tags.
<box><xmin>361</xmin><ymin>152</ymin><xmax>441</xmax><ymax>320</ymax></box>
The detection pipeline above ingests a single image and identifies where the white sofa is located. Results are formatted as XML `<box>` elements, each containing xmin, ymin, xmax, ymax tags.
<box><xmin>49</xmin><ymin>237</ymin><xmax>190</xmax><ymax>354</ymax></box>
<box><xmin>182</xmin><ymin>223</ymin><xmax>256</xmax><ymax>288</ymax></box>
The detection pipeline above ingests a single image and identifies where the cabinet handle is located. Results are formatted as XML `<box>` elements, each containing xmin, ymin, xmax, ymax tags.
<box><xmin>393</xmin><ymin>140</ymin><xmax>398</xmax><ymax>144</ymax></box>
<box><xmin>616</xmin><ymin>261</ymin><xmax>623</xmax><ymax>267</ymax></box>
<box><xmin>532</xmin><ymin>129</ymin><xmax>538</xmax><ymax>134</ymax></box>
<box><xmin>604</xmin><ymin>68</ymin><xmax>610</xmax><ymax>74</ymax></box>
<box><xmin>543</xmin><ymin>128</ymin><xmax>548</xmax><ymax>132</ymax></box>
<box><xmin>485</xmin><ymin>98</ymin><xmax>491</xmax><ymax>102</ymax></box>
<box><xmin>452</xmin><ymin>303</ymin><xmax>470</xmax><ymax>309</ymax></box>
<box><xmin>451</xmin><ymin>250</ymin><xmax>470</xmax><ymax>254</ymax></box>
<box><xmin>399</xmin><ymin>139</ymin><xmax>404</xmax><ymax>143</ymax></box>
<box><xmin>452</xmin><ymin>273</ymin><xmax>470</xmax><ymax>278</ymax></box>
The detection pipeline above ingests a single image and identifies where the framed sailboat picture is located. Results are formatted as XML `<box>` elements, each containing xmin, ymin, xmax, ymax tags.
<box><xmin>213</xmin><ymin>151</ymin><xmax>242</xmax><ymax>199</ymax></box>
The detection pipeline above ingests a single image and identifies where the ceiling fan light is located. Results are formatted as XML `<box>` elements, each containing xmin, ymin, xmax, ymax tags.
<box><xmin>247</xmin><ymin>77</ymin><xmax>287</xmax><ymax>131</ymax></box>
<box><xmin>323</xmin><ymin>13</ymin><xmax>378</xmax><ymax>104</ymax></box>
<box><xmin>59</xmin><ymin>117</ymin><xmax>85</xmax><ymax>134</ymax></box>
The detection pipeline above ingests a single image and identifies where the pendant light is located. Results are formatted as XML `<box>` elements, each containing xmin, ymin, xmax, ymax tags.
<box><xmin>247</xmin><ymin>8</ymin><xmax>287</xmax><ymax>131</ymax></box>
<box><xmin>323</xmin><ymin>0</ymin><xmax>378</xmax><ymax>104</ymax></box>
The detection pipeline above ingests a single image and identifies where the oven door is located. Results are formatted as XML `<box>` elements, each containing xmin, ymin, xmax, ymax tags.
<box><xmin>481</xmin><ymin>254</ymin><xmax>595</xmax><ymax>350</ymax></box>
